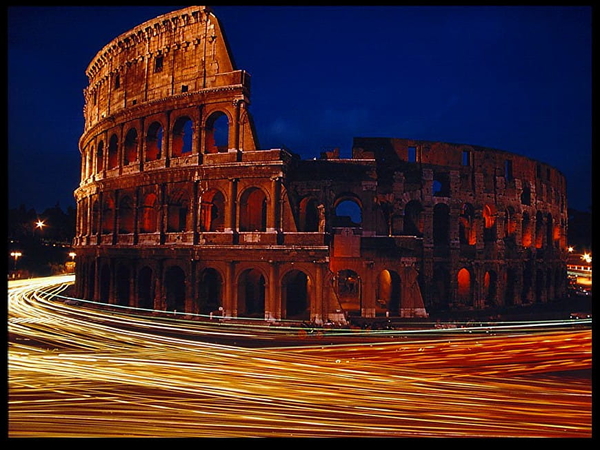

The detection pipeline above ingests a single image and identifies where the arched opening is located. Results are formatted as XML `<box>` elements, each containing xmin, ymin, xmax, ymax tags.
<box><xmin>535</xmin><ymin>268</ymin><xmax>545</xmax><ymax>303</ymax></box>
<box><xmin>336</xmin><ymin>269</ymin><xmax>361</xmax><ymax>315</ymax></box>
<box><xmin>124</xmin><ymin>128</ymin><xmax>139</xmax><ymax>165</ymax></box>
<box><xmin>282</xmin><ymin>270</ymin><xmax>310</xmax><ymax>320</ymax></box>
<box><xmin>459</xmin><ymin>203</ymin><xmax>476</xmax><ymax>245</ymax></box>
<box><xmin>433</xmin><ymin>203</ymin><xmax>450</xmax><ymax>246</ymax></box>
<box><xmin>85</xmin><ymin>261</ymin><xmax>96</xmax><ymax>301</ymax></box>
<box><xmin>96</xmin><ymin>141</ymin><xmax>104</xmax><ymax>173</ymax></box>
<box><xmin>483</xmin><ymin>204</ymin><xmax>497</xmax><ymax>243</ymax></box>
<box><xmin>116</xmin><ymin>264</ymin><xmax>130</xmax><ymax>306</ymax></box>
<box><xmin>299</xmin><ymin>197</ymin><xmax>320</xmax><ymax>232</ymax></box>
<box><xmin>504</xmin><ymin>207</ymin><xmax>517</xmax><ymax>246</ymax></box>
<box><xmin>108</xmin><ymin>134</ymin><xmax>119</xmax><ymax>169</ymax></box>
<box><xmin>102</xmin><ymin>196</ymin><xmax>115</xmax><ymax>234</ymax></box>
<box><xmin>138</xmin><ymin>266</ymin><xmax>154</xmax><ymax>310</ymax></box>
<box><xmin>457</xmin><ymin>268</ymin><xmax>472</xmax><ymax>306</ymax></box>
<box><xmin>140</xmin><ymin>193</ymin><xmax>158</xmax><ymax>233</ymax></box>
<box><xmin>535</xmin><ymin>211</ymin><xmax>544</xmax><ymax>249</ymax></box>
<box><xmin>504</xmin><ymin>268</ymin><xmax>518</xmax><ymax>306</ymax></box>
<box><xmin>146</xmin><ymin>122</ymin><xmax>163</xmax><ymax>161</ymax></box>
<box><xmin>521</xmin><ymin>262</ymin><xmax>533</xmax><ymax>304</ymax></box>
<box><xmin>172</xmin><ymin>116</ymin><xmax>193</xmax><ymax>157</ymax></box>
<box><xmin>239</xmin><ymin>188</ymin><xmax>267</xmax><ymax>232</ymax></box>
<box><xmin>198</xmin><ymin>268</ymin><xmax>223</xmax><ymax>315</ymax></box>
<box><xmin>199</xmin><ymin>189</ymin><xmax>225</xmax><ymax>232</ymax></box>
<box><xmin>334</xmin><ymin>198</ymin><xmax>362</xmax><ymax>227</ymax></box>
<box><xmin>205</xmin><ymin>111</ymin><xmax>229</xmax><ymax>153</ymax></box>
<box><xmin>430</xmin><ymin>267</ymin><xmax>450</xmax><ymax>311</ymax></box>
<box><xmin>238</xmin><ymin>269</ymin><xmax>265</xmax><ymax>317</ymax></box>
<box><xmin>91</xmin><ymin>200</ymin><xmax>100</xmax><ymax>235</ymax></box>
<box><xmin>118</xmin><ymin>195</ymin><xmax>134</xmax><ymax>234</ymax></box>
<box><xmin>403</xmin><ymin>200</ymin><xmax>423</xmax><ymax>236</ymax></box>
<box><xmin>522</xmin><ymin>212</ymin><xmax>532</xmax><ymax>247</ymax></box>
<box><xmin>100</xmin><ymin>263</ymin><xmax>111</xmax><ymax>303</ymax></box>
<box><xmin>165</xmin><ymin>265</ymin><xmax>186</xmax><ymax>312</ymax></box>
<box><xmin>167</xmin><ymin>190</ymin><xmax>189</xmax><ymax>232</ymax></box>
<box><xmin>484</xmin><ymin>270</ymin><xmax>498</xmax><ymax>307</ymax></box>
<box><xmin>377</xmin><ymin>270</ymin><xmax>401</xmax><ymax>315</ymax></box>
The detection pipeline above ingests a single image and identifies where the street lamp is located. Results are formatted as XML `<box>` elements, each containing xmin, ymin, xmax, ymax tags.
<box><xmin>35</xmin><ymin>219</ymin><xmax>46</xmax><ymax>230</ymax></box>
<box><xmin>10</xmin><ymin>251</ymin><xmax>22</xmax><ymax>270</ymax></box>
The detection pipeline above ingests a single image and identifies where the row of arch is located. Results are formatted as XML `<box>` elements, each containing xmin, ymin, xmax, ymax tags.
<box><xmin>80</xmin><ymin>260</ymin><xmax>317</xmax><ymax>320</ymax></box>
<box><xmin>78</xmin><ymin>184</ymin><xmax>563</xmax><ymax>248</ymax></box>
<box><xmin>82</xmin><ymin>111</ymin><xmax>231</xmax><ymax>179</ymax></box>
<box><xmin>76</xmin><ymin>256</ymin><xmax>564</xmax><ymax>320</ymax></box>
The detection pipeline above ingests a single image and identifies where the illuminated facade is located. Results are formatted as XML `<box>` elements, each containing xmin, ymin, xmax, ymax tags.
<box><xmin>73</xmin><ymin>6</ymin><xmax>568</xmax><ymax>323</ymax></box>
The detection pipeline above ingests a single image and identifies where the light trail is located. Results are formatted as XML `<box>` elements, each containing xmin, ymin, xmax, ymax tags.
<box><xmin>8</xmin><ymin>276</ymin><xmax>591</xmax><ymax>437</ymax></box>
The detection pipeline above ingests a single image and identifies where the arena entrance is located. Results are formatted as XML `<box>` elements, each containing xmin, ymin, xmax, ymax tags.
<box><xmin>238</xmin><ymin>269</ymin><xmax>265</xmax><ymax>317</ymax></box>
<box><xmin>282</xmin><ymin>270</ymin><xmax>310</xmax><ymax>320</ymax></box>
<box><xmin>165</xmin><ymin>266</ymin><xmax>186</xmax><ymax>312</ymax></box>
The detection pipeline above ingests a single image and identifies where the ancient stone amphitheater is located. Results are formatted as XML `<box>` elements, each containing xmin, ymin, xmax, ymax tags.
<box><xmin>73</xmin><ymin>6</ymin><xmax>568</xmax><ymax>324</ymax></box>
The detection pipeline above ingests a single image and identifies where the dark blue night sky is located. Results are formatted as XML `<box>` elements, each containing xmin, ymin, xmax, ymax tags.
<box><xmin>8</xmin><ymin>6</ymin><xmax>592</xmax><ymax>212</ymax></box>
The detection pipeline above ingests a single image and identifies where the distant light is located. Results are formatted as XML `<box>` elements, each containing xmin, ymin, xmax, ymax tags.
<box><xmin>568</xmin><ymin>246</ymin><xmax>574</xmax><ymax>253</ymax></box>
<box><xmin>35</xmin><ymin>220</ymin><xmax>46</xmax><ymax>229</ymax></box>
<box><xmin>581</xmin><ymin>253</ymin><xmax>591</xmax><ymax>263</ymax></box>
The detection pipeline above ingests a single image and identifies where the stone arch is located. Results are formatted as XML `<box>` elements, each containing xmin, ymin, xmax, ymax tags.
<box><xmin>200</xmin><ymin>189</ymin><xmax>226</xmax><ymax>232</ymax></box>
<box><xmin>403</xmin><ymin>200</ymin><xmax>423</xmax><ymax>236</ymax></box>
<box><xmin>239</xmin><ymin>187</ymin><xmax>267</xmax><ymax>232</ymax></box>
<box><xmin>459</xmin><ymin>203</ymin><xmax>476</xmax><ymax>245</ymax></box>
<box><xmin>164</xmin><ymin>265</ymin><xmax>186</xmax><ymax>312</ymax></box>
<box><xmin>138</xmin><ymin>265</ymin><xmax>155</xmax><ymax>310</ymax></box>
<box><xmin>102</xmin><ymin>195</ymin><xmax>115</xmax><ymax>234</ymax></box>
<box><xmin>281</xmin><ymin>269</ymin><xmax>311</xmax><ymax>320</ymax></box>
<box><xmin>115</xmin><ymin>263</ymin><xmax>131</xmax><ymax>306</ymax></box>
<box><xmin>299</xmin><ymin>196</ymin><xmax>320</xmax><ymax>232</ymax></box>
<box><xmin>140</xmin><ymin>193</ymin><xmax>158</xmax><ymax>233</ymax></box>
<box><xmin>535</xmin><ymin>211</ymin><xmax>545</xmax><ymax>249</ymax></box>
<box><xmin>376</xmin><ymin>269</ymin><xmax>401</xmax><ymax>315</ymax></box>
<box><xmin>433</xmin><ymin>202</ymin><xmax>450</xmax><ymax>246</ymax></box>
<box><xmin>204</xmin><ymin>110</ymin><xmax>230</xmax><ymax>154</ymax></box>
<box><xmin>145</xmin><ymin>121</ymin><xmax>164</xmax><ymax>161</ymax></box>
<box><xmin>108</xmin><ymin>133</ymin><xmax>119</xmax><ymax>169</ymax></box>
<box><xmin>484</xmin><ymin>270</ymin><xmax>498</xmax><ymax>307</ymax></box>
<box><xmin>333</xmin><ymin>195</ymin><xmax>362</xmax><ymax>227</ymax></box>
<box><xmin>504</xmin><ymin>267</ymin><xmax>518</xmax><ymax>306</ymax></box>
<box><xmin>99</xmin><ymin>262</ymin><xmax>111</xmax><ymax>303</ymax></box>
<box><xmin>118</xmin><ymin>194</ymin><xmax>134</xmax><ymax>234</ymax></box>
<box><xmin>483</xmin><ymin>204</ymin><xmax>497</xmax><ymax>243</ymax></box>
<box><xmin>172</xmin><ymin>115</ymin><xmax>194</xmax><ymax>157</ymax></box>
<box><xmin>336</xmin><ymin>269</ymin><xmax>361</xmax><ymax>315</ymax></box>
<box><xmin>457</xmin><ymin>267</ymin><xmax>473</xmax><ymax>307</ymax></box>
<box><xmin>167</xmin><ymin>189</ymin><xmax>190</xmax><ymax>232</ymax></box>
<box><xmin>430</xmin><ymin>266</ymin><xmax>451</xmax><ymax>311</ymax></box>
<box><xmin>198</xmin><ymin>267</ymin><xmax>223</xmax><ymax>315</ymax></box>
<box><xmin>522</xmin><ymin>211</ymin><xmax>532</xmax><ymax>247</ymax></box>
<box><xmin>124</xmin><ymin>127</ymin><xmax>139</xmax><ymax>165</ymax></box>
<box><xmin>238</xmin><ymin>268</ymin><xmax>266</xmax><ymax>317</ymax></box>
<box><xmin>96</xmin><ymin>140</ymin><xmax>104</xmax><ymax>173</ymax></box>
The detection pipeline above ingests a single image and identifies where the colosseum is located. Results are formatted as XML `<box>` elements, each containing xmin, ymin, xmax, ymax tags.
<box><xmin>73</xmin><ymin>6</ymin><xmax>569</xmax><ymax>325</ymax></box>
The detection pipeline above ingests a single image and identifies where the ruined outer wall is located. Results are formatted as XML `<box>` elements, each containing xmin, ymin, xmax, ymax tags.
<box><xmin>83</xmin><ymin>6</ymin><xmax>237</xmax><ymax>130</ymax></box>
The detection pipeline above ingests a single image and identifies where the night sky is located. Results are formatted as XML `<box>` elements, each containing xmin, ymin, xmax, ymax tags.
<box><xmin>8</xmin><ymin>6</ymin><xmax>592</xmax><ymax>213</ymax></box>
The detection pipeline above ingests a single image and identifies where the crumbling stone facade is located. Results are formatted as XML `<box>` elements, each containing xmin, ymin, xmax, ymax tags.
<box><xmin>73</xmin><ymin>6</ymin><xmax>568</xmax><ymax>324</ymax></box>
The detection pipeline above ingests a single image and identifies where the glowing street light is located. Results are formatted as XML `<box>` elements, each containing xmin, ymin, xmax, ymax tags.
<box><xmin>10</xmin><ymin>251</ymin><xmax>22</xmax><ymax>270</ymax></box>
<box><xmin>69</xmin><ymin>252</ymin><xmax>76</xmax><ymax>261</ymax></box>
<box><xmin>35</xmin><ymin>220</ymin><xmax>46</xmax><ymax>230</ymax></box>
<box><xmin>581</xmin><ymin>253</ymin><xmax>591</xmax><ymax>263</ymax></box>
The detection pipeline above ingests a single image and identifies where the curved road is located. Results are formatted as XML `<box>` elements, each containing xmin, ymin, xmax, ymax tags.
<box><xmin>8</xmin><ymin>276</ymin><xmax>592</xmax><ymax>437</ymax></box>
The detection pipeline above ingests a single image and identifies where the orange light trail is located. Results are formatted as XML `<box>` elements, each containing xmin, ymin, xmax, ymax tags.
<box><xmin>8</xmin><ymin>276</ymin><xmax>591</xmax><ymax>438</ymax></box>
